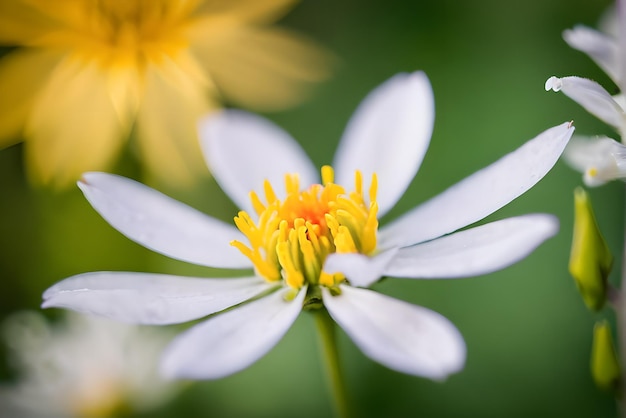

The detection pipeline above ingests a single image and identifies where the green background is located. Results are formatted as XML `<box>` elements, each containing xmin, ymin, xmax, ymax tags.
<box><xmin>0</xmin><ymin>0</ymin><xmax>623</xmax><ymax>416</ymax></box>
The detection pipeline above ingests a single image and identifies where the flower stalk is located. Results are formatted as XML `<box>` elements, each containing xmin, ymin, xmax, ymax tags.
<box><xmin>313</xmin><ymin>308</ymin><xmax>353</xmax><ymax>418</ymax></box>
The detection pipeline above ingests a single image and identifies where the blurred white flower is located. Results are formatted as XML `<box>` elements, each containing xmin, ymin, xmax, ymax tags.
<box><xmin>557</xmin><ymin>134</ymin><xmax>626</xmax><ymax>186</ymax></box>
<box><xmin>545</xmin><ymin>3</ymin><xmax>626</xmax><ymax>186</ymax></box>
<box><xmin>0</xmin><ymin>311</ymin><xmax>179</xmax><ymax>418</ymax></box>
<box><xmin>43</xmin><ymin>72</ymin><xmax>573</xmax><ymax>382</ymax></box>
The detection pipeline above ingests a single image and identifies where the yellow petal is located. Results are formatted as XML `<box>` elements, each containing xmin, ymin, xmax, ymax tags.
<box><xmin>17</xmin><ymin>0</ymin><xmax>97</xmax><ymax>31</ymax></box>
<box><xmin>591</xmin><ymin>320</ymin><xmax>621</xmax><ymax>392</ymax></box>
<box><xmin>190</xmin><ymin>25</ymin><xmax>333</xmax><ymax>111</ymax></box>
<box><xmin>25</xmin><ymin>56</ymin><xmax>129</xmax><ymax>188</ymax></box>
<box><xmin>134</xmin><ymin>52</ymin><xmax>216</xmax><ymax>186</ymax></box>
<box><xmin>0</xmin><ymin>49</ymin><xmax>63</xmax><ymax>148</ymax></box>
<box><xmin>569</xmin><ymin>187</ymin><xmax>613</xmax><ymax>311</ymax></box>
<box><xmin>0</xmin><ymin>0</ymin><xmax>60</xmax><ymax>44</ymax></box>
<box><xmin>193</xmin><ymin>0</ymin><xmax>297</xmax><ymax>24</ymax></box>
<box><xmin>105</xmin><ymin>66</ymin><xmax>143</xmax><ymax>129</ymax></box>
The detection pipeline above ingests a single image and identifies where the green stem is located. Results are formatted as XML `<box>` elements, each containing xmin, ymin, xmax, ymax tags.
<box><xmin>313</xmin><ymin>308</ymin><xmax>353</xmax><ymax>418</ymax></box>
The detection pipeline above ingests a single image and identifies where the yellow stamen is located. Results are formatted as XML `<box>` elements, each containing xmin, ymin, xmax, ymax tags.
<box><xmin>264</xmin><ymin>180</ymin><xmax>278</xmax><ymax>204</ymax></box>
<box><xmin>355</xmin><ymin>170</ymin><xmax>363</xmax><ymax>196</ymax></box>
<box><xmin>322</xmin><ymin>165</ymin><xmax>335</xmax><ymax>185</ymax></box>
<box><xmin>362</xmin><ymin>202</ymin><xmax>379</xmax><ymax>254</ymax></box>
<box><xmin>276</xmin><ymin>241</ymin><xmax>305</xmax><ymax>289</ymax></box>
<box><xmin>249</xmin><ymin>191</ymin><xmax>266</xmax><ymax>217</ymax></box>
<box><xmin>286</xmin><ymin>174</ymin><xmax>300</xmax><ymax>194</ymax></box>
<box><xmin>231</xmin><ymin>167</ymin><xmax>380</xmax><ymax>289</ymax></box>
<box><xmin>335</xmin><ymin>225</ymin><xmax>358</xmax><ymax>253</ymax></box>
<box><xmin>369</xmin><ymin>173</ymin><xmax>378</xmax><ymax>203</ymax></box>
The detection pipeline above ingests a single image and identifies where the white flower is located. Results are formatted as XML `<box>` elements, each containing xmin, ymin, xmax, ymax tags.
<box><xmin>545</xmin><ymin>4</ymin><xmax>626</xmax><ymax>186</ymax></box>
<box><xmin>0</xmin><ymin>311</ymin><xmax>178</xmax><ymax>418</ymax></box>
<box><xmin>42</xmin><ymin>71</ymin><xmax>574</xmax><ymax>382</ymax></box>
<box><xmin>561</xmin><ymin>134</ymin><xmax>626</xmax><ymax>186</ymax></box>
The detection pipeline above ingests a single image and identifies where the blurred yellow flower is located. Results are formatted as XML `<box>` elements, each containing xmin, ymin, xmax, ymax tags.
<box><xmin>0</xmin><ymin>0</ymin><xmax>332</xmax><ymax>188</ymax></box>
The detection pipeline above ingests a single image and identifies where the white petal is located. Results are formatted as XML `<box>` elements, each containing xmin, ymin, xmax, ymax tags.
<box><xmin>563</xmin><ymin>25</ymin><xmax>620</xmax><ymax>84</ymax></box>
<box><xmin>323</xmin><ymin>248</ymin><xmax>399</xmax><ymax>288</ymax></box>
<box><xmin>199</xmin><ymin>110</ymin><xmax>319</xmax><ymax>213</ymax></box>
<box><xmin>379</xmin><ymin>122</ymin><xmax>574</xmax><ymax>248</ymax></box>
<box><xmin>42</xmin><ymin>272</ymin><xmax>274</xmax><ymax>324</ymax></box>
<box><xmin>323</xmin><ymin>286</ymin><xmax>465</xmax><ymax>380</ymax></box>
<box><xmin>334</xmin><ymin>72</ymin><xmax>434</xmax><ymax>217</ymax></box>
<box><xmin>384</xmin><ymin>214</ymin><xmax>558</xmax><ymax>279</ymax></box>
<box><xmin>614</xmin><ymin>93</ymin><xmax>626</xmax><ymax>110</ymax></box>
<box><xmin>563</xmin><ymin>135</ymin><xmax>626</xmax><ymax>186</ymax></box>
<box><xmin>563</xmin><ymin>135</ymin><xmax>618</xmax><ymax>172</ymax></box>
<box><xmin>545</xmin><ymin>76</ymin><xmax>624</xmax><ymax>131</ymax></box>
<box><xmin>598</xmin><ymin>4</ymin><xmax>618</xmax><ymax>37</ymax></box>
<box><xmin>79</xmin><ymin>172</ymin><xmax>250</xmax><ymax>269</ymax></box>
<box><xmin>160</xmin><ymin>286</ymin><xmax>305</xmax><ymax>380</ymax></box>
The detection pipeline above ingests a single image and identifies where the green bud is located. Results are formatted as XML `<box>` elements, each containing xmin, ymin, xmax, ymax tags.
<box><xmin>569</xmin><ymin>188</ymin><xmax>613</xmax><ymax>311</ymax></box>
<box><xmin>591</xmin><ymin>320</ymin><xmax>621</xmax><ymax>392</ymax></box>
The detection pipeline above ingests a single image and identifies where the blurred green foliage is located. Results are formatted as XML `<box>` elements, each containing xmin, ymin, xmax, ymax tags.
<box><xmin>0</xmin><ymin>0</ymin><xmax>622</xmax><ymax>417</ymax></box>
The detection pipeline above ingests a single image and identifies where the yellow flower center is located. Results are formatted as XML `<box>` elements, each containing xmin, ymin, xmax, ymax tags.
<box><xmin>48</xmin><ymin>0</ymin><xmax>192</xmax><ymax>67</ymax></box>
<box><xmin>232</xmin><ymin>166</ymin><xmax>379</xmax><ymax>290</ymax></box>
